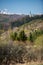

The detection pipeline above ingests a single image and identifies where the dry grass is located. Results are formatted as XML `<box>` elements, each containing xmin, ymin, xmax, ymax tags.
<box><xmin>16</xmin><ymin>62</ymin><xmax>43</xmax><ymax>65</ymax></box>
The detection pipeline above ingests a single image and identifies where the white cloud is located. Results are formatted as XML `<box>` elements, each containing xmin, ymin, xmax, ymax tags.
<box><xmin>0</xmin><ymin>9</ymin><xmax>10</xmax><ymax>14</ymax></box>
<box><xmin>0</xmin><ymin>9</ymin><xmax>14</xmax><ymax>14</ymax></box>
<box><xmin>3</xmin><ymin>9</ymin><xmax>8</xmax><ymax>14</ymax></box>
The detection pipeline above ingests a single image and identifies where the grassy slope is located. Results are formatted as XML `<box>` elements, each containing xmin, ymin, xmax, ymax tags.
<box><xmin>15</xmin><ymin>19</ymin><xmax>43</xmax><ymax>38</ymax></box>
<box><xmin>0</xmin><ymin>18</ymin><xmax>43</xmax><ymax>65</ymax></box>
<box><xmin>0</xmin><ymin>19</ymin><xmax>43</xmax><ymax>46</ymax></box>
<box><xmin>19</xmin><ymin>19</ymin><xmax>43</xmax><ymax>31</ymax></box>
<box><xmin>34</xmin><ymin>34</ymin><xmax>43</xmax><ymax>47</ymax></box>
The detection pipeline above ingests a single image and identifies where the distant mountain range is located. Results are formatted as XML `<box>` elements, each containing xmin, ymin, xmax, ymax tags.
<box><xmin>0</xmin><ymin>13</ymin><xmax>43</xmax><ymax>30</ymax></box>
<box><xmin>0</xmin><ymin>14</ymin><xmax>25</xmax><ymax>30</ymax></box>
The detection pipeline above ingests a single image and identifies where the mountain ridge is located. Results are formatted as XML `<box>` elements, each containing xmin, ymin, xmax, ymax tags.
<box><xmin>0</xmin><ymin>14</ymin><xmax>43</xmax><ymax>30</ymax></box>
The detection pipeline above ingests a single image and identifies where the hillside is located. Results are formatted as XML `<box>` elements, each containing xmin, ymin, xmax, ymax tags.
<box><xmin>19</xmin><ymin>19</ymin><xmax>43</xmax><ymax>34</ymax></box>
<box><xmin>0</xmin><ymin>14</ymin><xmax>25</xmax><ymax>30</ymax></box>
<box><xmin>0</xmin><ymin>16</ymin><xmax>43</xmax><ymax>44</ymax></box>
<box><xmin>0</xmin><ymin>14</ymin><xmax>43</xmax><ymax>30</ymax></box>
<box><xmin>0</xmin><ymin>14</ymin><xmax>43</xmax><ymax>65</ymax></box>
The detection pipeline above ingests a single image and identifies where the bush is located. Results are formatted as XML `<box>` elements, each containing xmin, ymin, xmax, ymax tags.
<box><xmin>18</xmin><ymin>30</ymin><xmax>27</xmax><ymax>41</ymax></box>
<box><xmin>29</xmin><ymin>29</ymin><xmax>43</xmax><ymax>42</ymax></box>
<box><xmin>10</xmin><ymin>32</ymin><xmax>17</xmax><ymax>41</ymax></box>
<box><xmin>0</xmin><ymin>43</ymin><xmax>27</xmax><ymax>64</ymax></box>
<box><xmin>13</xmin><ymin>44</ymin><xmax>27</xmax><ymax>63</ymax></box>
<box><xmin>10</xmin><ymin>31</ymin><xmax>27</xmax><ymax>41</ymax></box>
<box><xmin>29</xmin><ymin>32</ymin><xmax>34</xmax><ymax>42</ymax></box>
<box><xmin>0</xmin><ymin>43</ymin><xmax>43</xmax><ymax>64</ymax></box>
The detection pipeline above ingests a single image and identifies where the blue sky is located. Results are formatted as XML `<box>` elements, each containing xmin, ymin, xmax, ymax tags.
<box><xmin>0</xmin><ymin>0</ymin><xmax>43</xmax><ymax>14</ymax></box>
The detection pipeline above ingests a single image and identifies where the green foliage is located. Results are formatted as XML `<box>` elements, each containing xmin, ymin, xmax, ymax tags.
<box><xmin>18</xmin><ymin>30</ymin><xmax>27</xmax><ymax>41</ymax></box>
<box><xmin>10</xmin><ymin>29</ymin><xmax>43</xmax><ymax>42</ymax></box>
<box><xmin>34</xmin><ymin>34</ymin><xmax>43</xmax><ymax>47</ymax></box>
<box><xmin>29</xmin><ymin>32</ymin><xmax>34</xmax><ymax>42</ymax></box>
<box><xmin>10</xmin><ymin>30</ymin><xmax>27</xmax><ymax>41</ymax></box>
<box><xmin>10</xmin><ymin>32</ymin><xmax>17</xmax><ymax>41</ymax></box>
<box><xmin>29</xmin><ymin>29</ymin><xmax>43</xmax><ymax>42</ymax></box>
